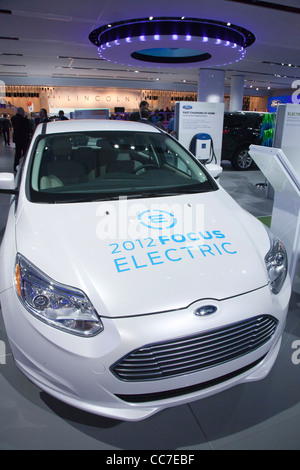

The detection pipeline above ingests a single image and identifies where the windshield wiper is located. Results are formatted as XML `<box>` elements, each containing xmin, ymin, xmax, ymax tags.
<box><xmin>46</xmin><ymin>186</ymin><xmax>208</xmax><ymax>203</ymax></box>
<box><xmin>50</xmin><ymin>195</ymin><xmax>122</xmax><ymax>204</ymax></box>
<box><xmin>125</xmin><ymin>191</ymin><xmax>179</xmax><ymax>199</ymax></box>
<box><xmin>125</xmin><ymin>188</ymin><xmax>204</xmax><ymax>198</ymax></box>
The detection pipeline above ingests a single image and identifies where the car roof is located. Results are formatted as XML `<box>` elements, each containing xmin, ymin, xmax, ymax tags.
<box><xmin>39</xmin><ymin>119</ymin><xmax>162</xmax><ymax>135</ymax></box>
<box><xmin>224</xmin><ymin>111</ymin><xmax>265</xmax><ymax>115</ymax></box>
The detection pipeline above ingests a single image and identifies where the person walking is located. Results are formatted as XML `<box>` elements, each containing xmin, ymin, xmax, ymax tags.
<box><xmin>11</xmin><ymin>107</ymin><xmax>31</xmax><ymax>172</ymax></box>
<box><xmin>1</xmin><ymin>114</ymin><xmax>11</xmax><ymax>146</ymax></box>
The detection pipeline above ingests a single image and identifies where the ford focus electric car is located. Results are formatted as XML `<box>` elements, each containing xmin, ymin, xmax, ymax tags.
<box><xmin>0</xmin><ymin>119</ymin><xmax>291</xmax><ymax>421</ymax></box>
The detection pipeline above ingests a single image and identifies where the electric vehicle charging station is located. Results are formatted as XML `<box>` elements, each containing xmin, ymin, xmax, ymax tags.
<box><xmin>191</xmin><ymin>133</ymin><xmax>213</xmax><ymax>161</ymax></box>
<box><xmin>174</xmin><ymin>101</ymin><xmax>224</xmax><ymax>165</ymax></box>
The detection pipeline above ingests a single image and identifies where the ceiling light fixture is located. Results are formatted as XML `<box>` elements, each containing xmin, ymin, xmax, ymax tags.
<box><xmin>89</xmin><ymin>17</ymin><xmax>255</xmax><ymax>69</ymax></box>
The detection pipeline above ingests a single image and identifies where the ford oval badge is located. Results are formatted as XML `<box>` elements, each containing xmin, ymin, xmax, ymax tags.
<box><xmin>270</xmin><ymin>99</ymin><xmax>283</xmax><ymax>108</ymax></box>
<box><xmin>194</xmin><ymin>305</ymin><xmax>217</xmax><ymax>317</ymax></box>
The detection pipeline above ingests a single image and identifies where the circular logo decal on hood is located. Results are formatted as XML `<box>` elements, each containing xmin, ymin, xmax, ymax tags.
<box><xmin>138</xmin><ymin>210</ymin><xmax>177</xmax><ymax>230</ymax></box>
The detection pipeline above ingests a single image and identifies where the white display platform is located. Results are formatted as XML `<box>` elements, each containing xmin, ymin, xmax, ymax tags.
<box><xmin>250</xmin><ymin>145</ymin><xmax>300</xmax><ymax>285</ymax></box>
<box><xmin>273</xmin><ymin>104</ymin><xmax>300</xmax><ymax>176</ymax></box>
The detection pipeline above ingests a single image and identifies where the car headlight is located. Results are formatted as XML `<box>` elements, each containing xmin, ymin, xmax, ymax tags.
<box><xmin>264</xmin><ymin>228</ymin><xmax>288</xmax><ymax>294</ymax></box>
<box><xmin>14</xmin><ymin>254</ymin><xmax>103</xmax><ymax>337</ymax></box>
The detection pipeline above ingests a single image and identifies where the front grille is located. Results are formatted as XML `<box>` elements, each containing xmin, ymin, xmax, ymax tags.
<box><xmin>112</xmin><ymin>315</ymin><xmax>278</xmax><ymax>382</ymax></box>
<box><xmin>116</xmin><ymin>354</ymin><xmax>267</xmax><ymax>403</ymax></box>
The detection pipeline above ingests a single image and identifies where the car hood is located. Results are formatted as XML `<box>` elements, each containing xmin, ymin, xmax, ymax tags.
<box><xmin>16</xmin><ymin>189</ymin><xmax>270</xmax><ymax>317</ymax></box>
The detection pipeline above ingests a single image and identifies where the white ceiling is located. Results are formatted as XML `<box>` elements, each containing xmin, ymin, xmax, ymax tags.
<box><xmin>1</xmin><ymin>0</ymin><xmax>300</xmax><ymax>95</ymax></box>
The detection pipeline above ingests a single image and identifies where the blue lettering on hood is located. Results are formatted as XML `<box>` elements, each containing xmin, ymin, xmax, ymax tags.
<box><xmin>108</xmin><ymin>228</ymin><xmax>238</xmax><ymax>273</ymax></box>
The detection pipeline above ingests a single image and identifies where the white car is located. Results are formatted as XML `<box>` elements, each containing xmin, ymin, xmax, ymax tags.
<box><xmin>0</xmin><ymin>119</ymin><xmax>291</xmax><ymax>421</ymax></box>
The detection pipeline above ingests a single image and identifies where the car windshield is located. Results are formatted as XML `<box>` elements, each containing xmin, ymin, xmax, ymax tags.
<box><xmin>223</xmin><ymin>113</ymin><xmax>248</xmax><ymax>128</ymax></box>
<box><xmin>28</xmin><ymin>130</ymin><xmax>217</xmax><ymax>203</ymax></box>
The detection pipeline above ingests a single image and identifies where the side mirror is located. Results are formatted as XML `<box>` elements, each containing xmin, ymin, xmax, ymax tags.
<box><xmin>205</xmin><ymin>163</ymin><xmax>223</xmax><ymax>179</ymax></box>
<box><xmin>0</xmin><ymin>173</ymin><xmax>17</xmax><ymax>194</ymax></box>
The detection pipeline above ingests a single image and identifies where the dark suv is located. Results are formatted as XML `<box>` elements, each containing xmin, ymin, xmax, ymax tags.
<box><xmin>222</xmin><ymin>111</ymin><xmax>265</xmax><ymax>170</ymax></box>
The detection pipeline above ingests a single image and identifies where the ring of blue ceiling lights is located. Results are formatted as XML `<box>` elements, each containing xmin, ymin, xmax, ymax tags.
<box><xmin>89</xmin><ymin>17</ymin><xmax>255</xmax><ymax>68</ymax></box>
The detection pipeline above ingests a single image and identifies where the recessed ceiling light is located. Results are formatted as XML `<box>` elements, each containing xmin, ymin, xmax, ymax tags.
<box><xmin>0</xmin><ymin>36</ymin><xmax>19</xmax><ymax>40</ymax></box>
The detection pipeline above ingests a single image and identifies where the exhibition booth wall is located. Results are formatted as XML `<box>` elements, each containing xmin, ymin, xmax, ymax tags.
<box><xmin>1</xmin><ymin>84</ymin><xmax>269</xmax><ymax>117</ymax></box>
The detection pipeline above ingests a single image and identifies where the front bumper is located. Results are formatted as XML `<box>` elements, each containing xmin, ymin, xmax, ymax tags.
<box><xmin>0</xmin><ymin>281</ymin><xmax>291</xmax><ymax>421</ymax></box>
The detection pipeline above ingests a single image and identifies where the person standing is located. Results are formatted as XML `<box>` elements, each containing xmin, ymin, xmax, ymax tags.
<box><xmin>138</xmin><ymin>108</ymin><xmax>153</xmax><ymax>124</ymax></box>
<box><xmin>57</xmin><ymin>110</ymin><xmax>68</xmax><ymax>120</ymax></box>
<box><xmin>35</xmin><ymin>108</ymin><xmax>50</xmax><ymax>127</ymax></box>
<box><xmin>129</xmin><ymin>100</ymin><xmax>149</xmax><ymax>121</ymax></box>
<box><xmin>11</xmin><ymin>107</ymin><xmax>30</xmax><ymax>172</ymax></box>
<box><xmin>167</xmin><ymin>117</ymin><xmax>175</xmax><ymax>136</ymax></box>
<box><xmin>1</xmin><ymin>114</ymin><xmax>11</xmax><ymax>146</ymax></box>
<box><xmin>149</xmin><ymin>109</ymin><xmax>164</xmax><ymax>129</ymax></box>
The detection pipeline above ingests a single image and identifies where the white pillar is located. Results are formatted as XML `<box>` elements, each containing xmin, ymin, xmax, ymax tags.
<box><xmin>198</xmin><ymin>69</ymin><xmax>225</xmax><ymax>103</ymax></box>
<box><xmin>229</xmin><ymin>75</ymin><xmax>245</xmax><ymax>111</ymax></box>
